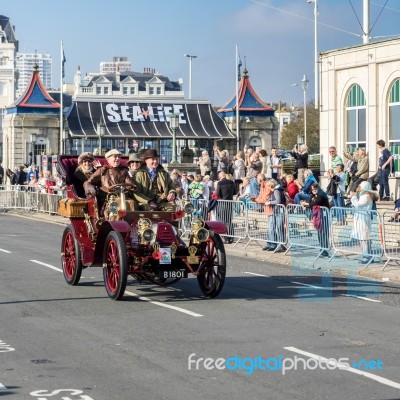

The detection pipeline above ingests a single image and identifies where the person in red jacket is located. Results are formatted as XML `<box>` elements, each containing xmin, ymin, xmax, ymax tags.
<box><xmin>286</xmin><ymin>174</ymin><xmax>299</xmax><ymax>202</ymax></box>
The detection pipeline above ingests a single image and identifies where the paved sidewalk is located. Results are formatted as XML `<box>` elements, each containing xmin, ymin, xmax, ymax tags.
<box><xmin>4</xmin><ymin>209</ymin><xmax>400</xmax><ymax>284</ymax></box>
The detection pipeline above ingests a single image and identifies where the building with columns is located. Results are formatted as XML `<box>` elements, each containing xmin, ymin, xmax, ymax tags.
<box><xmin>320</xmin><ymin>37</ymin><xmax>400</xmax><ymax>197</ymax></box>
<box><xmin>0</xmin><ymin>15</ymin><xmax>18</xmax><ymax>159</ymax></box>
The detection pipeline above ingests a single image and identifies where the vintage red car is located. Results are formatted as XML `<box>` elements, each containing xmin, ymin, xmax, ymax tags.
<box><xmin>56</xmin><ymin>156</ymin><xmax>227</xmax><ymax>300</ymax></box>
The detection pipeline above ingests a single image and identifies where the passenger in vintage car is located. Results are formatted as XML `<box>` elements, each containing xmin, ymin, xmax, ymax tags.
<box><xmin>83</xmin><ymin>149</ymin><xmax>136</xmax><ymax>212</ymax></box>
<box><xmin>133</xmin><ymin>148</ymin><xmax>177</xmax><ymax>211</ymax></box>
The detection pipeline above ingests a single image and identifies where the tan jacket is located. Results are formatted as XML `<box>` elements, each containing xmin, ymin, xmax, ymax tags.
<box><xmin>133</xmin><ymin>165</ymin><xmax>176</xmax><ymax>205</ymax></box>
<box><xmin>84</xmin><ymin>165</ymin><xmax>134</xmax><ymax>197</ymax></box>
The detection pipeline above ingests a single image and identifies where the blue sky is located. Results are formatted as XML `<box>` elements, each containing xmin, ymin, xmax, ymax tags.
<box><xmin>2</xmin><ymin>0</ymin><xmax>399</xmax><ymax>107</ymax></box>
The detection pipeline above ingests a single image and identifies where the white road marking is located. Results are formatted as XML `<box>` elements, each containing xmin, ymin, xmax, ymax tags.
<box><xmin>30</xmin><ymin>260</ymin><xmax>62</xmax><ymax>273</ymax></box>
<box><xmin>0</xmin><ymin>248</ymin><xmax>11</xmax><ymax>253</ymax></box>
<box><xmin>290</xmin><ymin>281</ymin><xmax>381</xmax><ymax>303</ymax></box>
<box><xmin>30</xmin><ymin>260</ymin><xmax>201</xmax><ymax>316</ymax></box>
<box><xmin>0</xmin><ymin>383</ymin><xmax>7</xmax><ymax>390</ymax></box>
<box><xmin>244</xmin><ymin>272</ymin><xmax>271</xmax><ymax>277</ymax></box>
<box><xmin>125</xmin><ymin>290</ymin><xmax>203</xmax><ymax>317</ymax></box>
<box><xmin>284</xmin><ymin>346</ymin><xmax>400</xmax><ymax>390</ymax></box>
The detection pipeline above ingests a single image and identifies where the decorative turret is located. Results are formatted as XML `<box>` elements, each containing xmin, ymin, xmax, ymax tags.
<box><xmin>217</xmin><ymin>68</ymin><xmax>274</xmax><ymax>118</ymax></box>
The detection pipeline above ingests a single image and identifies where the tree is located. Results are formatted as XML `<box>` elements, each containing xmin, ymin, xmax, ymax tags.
<box><xmin>280</xmin><ymin>102</ymin><xmax>320</xmax><ymax>154</ymax></box>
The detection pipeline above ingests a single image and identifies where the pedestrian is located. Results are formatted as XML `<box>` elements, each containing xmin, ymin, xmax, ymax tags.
<box><xmin>246</xmin><ymin>152</ymin><xmax>262</xmax><ymax>197</ymax></box>
<box><xmin>263</xmin><ymin>179</ymin><xmax>286</xmax><ymax>252</ymax></box>
<box><xmin>350</xmin><ymin>181</ymin><xmax>379</xmax><ymax>264</ymax></box>
<box><xmin>376</xmin><ymin>139</ymin><xmax>393</xmax><ymax>201</ymax></box>
<box><xmin>300</xmin><ymin>183</ymin><xmax>331</xmax><ymax>257</ymax></box>
<box><xmin>197</xmin><ymin>150</ymin><xmax>211</xmax><ymax>176</ymax></box>
<box><xmin>343</xmin><ymin>147</ymin><xmax>369</xmax><ymax>194</ymax></box>
<box><xmin>216</xmin><ymin>171</ymin><xmax>236</xmax><ymax>243</ymax></box>
<box><xmin>269</xmin><ymin>148</ymin><xmax>283</xmax><ymax>180</ymax></box>
<box><xmin>231</xmin><ymin>150</ymin><xmax>246</xmax><ymax>194</ymax></box>
<box><xmin>289</xmin><ymin>144</ymin><xmax>308</xmax><ymax>185</ymax></box>
<box><xmin>328</xmin><ymin>146</ymin><xmax>343</xmax><ymax>169</ymax></box>
<box><xmin>293</xmin><ymin>169</ymin><xmax>317</xmax><ymax>204</ymax></box>
<box><xmin>213</xmin><ymin>146</ymin><xmax>229</xmax><ymax>173</ymax></box>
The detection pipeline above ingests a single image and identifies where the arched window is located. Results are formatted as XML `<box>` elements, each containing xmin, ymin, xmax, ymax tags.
<box><xmin>389</xmin><ymin>79</ymin><xmax>400</xmax><ymax>172</ymax></box>
<box><xmin>346</xmin><ymin>84</ymin><xmax>366</xmax><ymax>150</ymax></box>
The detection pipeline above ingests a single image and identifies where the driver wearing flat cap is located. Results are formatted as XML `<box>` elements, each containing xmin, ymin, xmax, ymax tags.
<box><xmin>84</xmin><ymin>149</ymin><xmax>136</xmax><ymax>209</ymax></box>
<box><xmin>134</xmin><ymin>149</ymin><xmax>177</xmax><ymax>211</ymax></box>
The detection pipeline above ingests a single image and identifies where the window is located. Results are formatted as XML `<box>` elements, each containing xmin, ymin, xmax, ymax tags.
<box><xmin>346</xmin><ymin>84</ymin><xmax>366</xmax><ymax>150</ymax></box>
<box><xmin>156</xmin><ymin>87</ymin><xmax>161</xmax><ymax>95</ymax></box>
<box><xmin>104</xmin><ymin>87</ymin><xmax>109</xmax><ymax>95</ymax></box>
<box><xmin>130</xmin><ymin>87</ymin><xmax>135</xmax><ymax>95</ymax></box>
<box><xmin>388</xmin><ymin>79</ymin><xmax>400</xmax><ymax>172</ymax></box>
<box><xmin>149</xmin><ymin>87</ymin><xmax>154</xmax><ymax>95</ymax></box>
<box><xmin>123</xmin><ymin>87</ymin><xmax>128</xmax><ymax>95</ymax></box>
<box><xmin>96</xmin><ymin>86</ymin><xmax>101</xmax><ymax>95</ymax></box>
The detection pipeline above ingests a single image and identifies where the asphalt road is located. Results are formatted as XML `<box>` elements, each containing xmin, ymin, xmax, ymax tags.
<box><xmin>1</xmin><ymin>214</ymin><xmax>400</xmax><ymax>400</ymax></box>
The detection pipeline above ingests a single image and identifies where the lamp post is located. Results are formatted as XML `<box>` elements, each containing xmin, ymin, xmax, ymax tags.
<box><xmin>169</xmin><ymin>113</ymin><xmax>179</xmax><ymax>163</ymax></box>
<box><xmin>184</xmin><ymin>54</ymin><xmax>197</xmax><ymax>99</ymax></box>
<box><xmin>278</xmin><ymin>83</ymin><xmax>298</xmax><ymax>146</ymax></box>
<box><xmin>30</xmin><ymin>133</ymin><xmax>37</xmax><ymax>164</ymax></box>
<box><xmin>97</xmin><ymin>118</ymin><xmax>106</xmax><ymax>155</ymax></box>
<box><xmin>307</xmin><ymin>0</ymin><xmax>319</xmax><ymax>109</ymax></box>
<box><xmin>301</xmin><ymin>74</ymin><xmax>309</xmax><ymax>146</ymax></box>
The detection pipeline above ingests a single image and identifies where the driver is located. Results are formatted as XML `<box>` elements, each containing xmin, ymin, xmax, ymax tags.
<box><xmin>84</xmin><ymin>149</ymin><xmax>136</xmax><ymax>212</ymax></box>
<box><xmin>133</xmin><ymin>148</ymin><xmax>177</xmax><ymax>211</ymax></box>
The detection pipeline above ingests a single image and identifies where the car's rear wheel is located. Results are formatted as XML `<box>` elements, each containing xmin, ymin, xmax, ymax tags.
<box><xmin>61</xmin><ymin>226</ymin><xmax>82</xmax><ymax>285</ymax></box>
<box><xmin>197</xmin><ymin>234</ymin><xmax>226</xmax><ymax>298</ymax></box>
<box><xmin>103</xmin><ymin>231</ymin><xmax>128</xmax><ymax>300</ymax></box>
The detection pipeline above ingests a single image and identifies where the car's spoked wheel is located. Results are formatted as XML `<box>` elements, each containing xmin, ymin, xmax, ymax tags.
<box><xmin>103</xmin><ymin>231</ymin><xmax>128</xmax><ymax>300</ymax></box>
<box><xmin>197</xmin><ymin>234</ymin><xmax>226</xmax><ymax>298</ymax></box>
<box><xmin>61</xmin><ymin>226</ymin><xmax>82</xmax><ymax>285</ymax></box>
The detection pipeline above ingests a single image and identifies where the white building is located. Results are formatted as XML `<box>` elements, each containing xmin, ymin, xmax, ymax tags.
<box><xmin>15</xmin><ymin>52</ymin><xmax>52</xmax><ymax>97</ymax></box>
<box><xmin>0</xmin><ymin>15</ymin><xmax>18</xmax><ymax>158</ymax></box>
<box><xmin>320</xmin><ymin>36</ymin><xmax>400</xmax><ymax>197</ymax></box>
<box><xmin>100</xmin><ymin>56</ymin><xmax>131</xmax><ymax>74</ymax></box>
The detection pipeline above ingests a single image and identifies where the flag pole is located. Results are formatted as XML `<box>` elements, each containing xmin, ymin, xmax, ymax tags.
<box><xmin>59</xmin><ymin>41</ymin><xmax>64</xmax><ymax>155</ymax></box>
<box><xmin>236</xmin><ymin>44</ymin><xmax>240</xmax><ymax>153</ymax></box>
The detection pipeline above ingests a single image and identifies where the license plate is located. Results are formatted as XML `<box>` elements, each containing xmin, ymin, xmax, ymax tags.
<box><xmin>162</xmin><ymin>269</ymin><xmax>188</xmax><ymax>279</ymax></box>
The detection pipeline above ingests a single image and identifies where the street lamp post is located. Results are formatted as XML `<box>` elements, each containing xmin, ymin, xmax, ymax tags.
<box><xmin>184</xmin><ymin>54</ymin><xmax>197</xmax><ymax>99</ymax></box>
<box><xmin>30</xmin><ymin>133</ymin><xmax>37</xmax><ymax>163</ymax></box>
<box><xmin>278</xmin><ymin>83</ymin><xmax>298</xmax><ymax>146</ymax></box>
<box><xmin>97</xmin><ymin>118</ymin><xmax>106</xmax><ymax>155</ymax></box>
<box><xmin>169</xmin><ymin>113</ymin><xmax>179</xmax><ymax>163</ymax></box>
<box><xmin>307</xmin><ymin>0</ymin><xmax>319</xmax><ymax>109</ymax></box>
<box><xmin>301</xmin><ymin>74</ymin><xmax>309</xmax><ymax>146</ymax></box>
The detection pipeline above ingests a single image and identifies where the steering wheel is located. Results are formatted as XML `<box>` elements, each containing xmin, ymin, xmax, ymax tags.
<box><xmin>107</xmin><ymin>183</ymin><xmax>137</xmax><ymax>194</ymax></box>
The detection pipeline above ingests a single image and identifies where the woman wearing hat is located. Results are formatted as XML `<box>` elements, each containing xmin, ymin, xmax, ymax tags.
<box><xmin>84</xmin><ymin>149</ymin><xmax>136</xmax><ymax>212</ymax></box>
<box><xmin>74</xmin><ymin>152</ymin><xmax>101</xmax><ymax>198</ymax></box>
<box><xmin>127</xmin><ymin>153</ymin><xmax>142</xmax><ymax>179</ymax></box>
<box><xmin>133</xmin><ymin>148</ymin><xmax>177</xmax><ymax>211</ymax></box>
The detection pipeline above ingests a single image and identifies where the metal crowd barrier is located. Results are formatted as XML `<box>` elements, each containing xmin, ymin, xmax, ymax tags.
<box><xmin>330</xmin><ymin>207</ymin><xmax>383</xmax><ymax>267</ymax></box>
<box><xmin>244</xmin><ymin>202</ymin><xmax>287</xmax><ymax>252</ymax></box>
<box><xmin>212</xmin><ymin>199</ymin><xmax>247</xmax><ymax>244</ymax></box>
<box><xmin>2</xmin><ymin>188</ymin><xmax>399</xmax><ymax>270</ymax></box>
<box><xmin>285</xmin><ymin>204</ymin><xmax>331</xmax><ymax>260</ymax></box>
<box><xmin>381</xmin><ymin>211</ymin><xmax>400</xmax><ymax>270</ymax></box>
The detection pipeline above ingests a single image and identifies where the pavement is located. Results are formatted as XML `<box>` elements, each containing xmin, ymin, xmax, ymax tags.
<box><xmin>3</xmin><ymin>206</ymin><xmax>400</xmax><ymax>285</ymax></box>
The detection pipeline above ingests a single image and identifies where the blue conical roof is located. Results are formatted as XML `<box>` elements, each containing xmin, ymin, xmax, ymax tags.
<box><xmin>217</xmin><ymin>68</ymin><xmax>274</xmax><ymax>118</ymax></box>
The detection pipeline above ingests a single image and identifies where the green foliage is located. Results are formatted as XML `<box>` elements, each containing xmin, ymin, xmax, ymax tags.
<box><xmin>280</xmin><ymin>102</ymin><xmax>320</xmax><ymax>154</ymax></box>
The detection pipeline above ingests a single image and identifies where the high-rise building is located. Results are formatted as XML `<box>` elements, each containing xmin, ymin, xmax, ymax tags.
<box><xmin>100</xmin><ymin>56</ymin><xmax>131</xmax><ymax>73</ymax></box>
<box><xmin>15</xmin><ymin>53</ymin><xmax>52</xmax><ymax>97</ymax></box>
